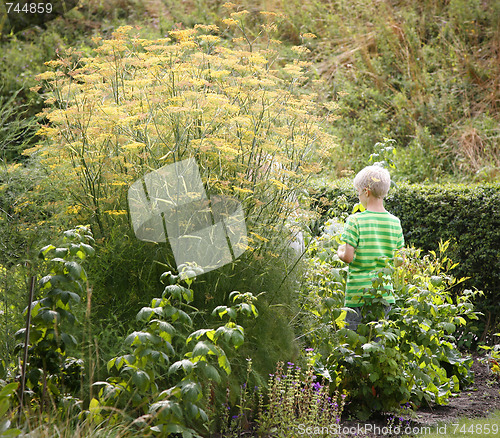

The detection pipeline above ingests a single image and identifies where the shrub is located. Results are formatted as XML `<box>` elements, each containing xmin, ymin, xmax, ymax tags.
<box><xmin>298</xmin><ymin>219</ymin><xmax>479</xmax><ymax>419</ymax></box>
<box><xmin>14</xmin><ymin>226</ymin><xmax>94</xmax><ymax>408</ymax></box>
<box><xmin>90</xmin><ymin>269</ymin><xmax>259</xmax><ymax>437</ymax></box>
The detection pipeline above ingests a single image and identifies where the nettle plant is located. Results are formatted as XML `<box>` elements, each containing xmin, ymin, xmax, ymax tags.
<box><xmin>33</xmin><ymin>9</ymin><xmax>336</xmax><ymax>241</ymax></box>
<box><xmin>90</xmin><ymin>266</ymin><xmax>258</xmax><ymax>437</ymax></box>
<box><xmin>300</xmin><ymin>221</ymin><xmax>479</xmax><ymax>419</ymax></box>
<box><xmin>15</xmin><ymin>225</ymin><xmax>94</xmax><ymax>405</ymax></box>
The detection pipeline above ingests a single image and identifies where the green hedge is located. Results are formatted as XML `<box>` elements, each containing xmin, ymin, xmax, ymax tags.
<box><xmin>310</xmin><ymin>179</ymin><xmax>500</xmax><ymax>321</ymax></box>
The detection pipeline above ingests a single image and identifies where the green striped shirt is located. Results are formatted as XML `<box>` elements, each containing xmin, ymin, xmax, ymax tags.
<box><xmin>341</xmin><ymin>210</ymin><xmax>404</xmax><ymax>307</ymax></box>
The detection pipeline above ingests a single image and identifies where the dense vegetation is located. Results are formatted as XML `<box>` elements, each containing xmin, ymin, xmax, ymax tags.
<box><xmin>0</xmin><ymin>0</ymin><xmax>499</xmax><ymax>436</ymax></box>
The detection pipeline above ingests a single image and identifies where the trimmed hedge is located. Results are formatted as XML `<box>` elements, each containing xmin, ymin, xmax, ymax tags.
<box><xmin>310</xmin><ymin>179</ymin><xmax>500</xmax><ymax>322</ymax></box>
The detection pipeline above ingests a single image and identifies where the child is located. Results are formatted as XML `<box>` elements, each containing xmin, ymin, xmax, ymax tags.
<box><xmin>337</xmin><ymin>165</ymin><xmax>404</xmax><ymax>331</ymax></box>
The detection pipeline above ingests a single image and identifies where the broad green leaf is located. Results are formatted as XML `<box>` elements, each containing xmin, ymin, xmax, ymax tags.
<box><xmin>369</xmin><ymin>372</ymin><xmax>379</xmax><ymax>383</ymax></box>
<box><xmin>231</xmin><ymin>329</ymin><xmax>244</xmax><ymax>348</ymax></box>
<box><xmin>184</xmin><ymin>401</ymin><xmax>199</xmax><ymax>419</ymax></box>
<box><xmin>60</xmin><ymin>333</ymin><xmax>77</xmax><ymax>348</ymax></box>
<box><xmin>38</xmin><ymin>309</ymin><xmax>59</xmax><ymax>324</ymax></box>
<box><xmin>181</xmin><ymin>382</ymin><xmax>201</xmax><ymax>402</ymax></box>
<box><xmin>192</xmin><ymin>341</ymin><xmax>213</xmax><ymax>358</ymax></box>
<box><xmin>169</xmin><ymin>359</ymin><xmax>194</xmax><ymax>375</ymax></box>
<box><xmin>39</xmin><ymin>244</ymin><xmax>55</xmax><ymax>259</ymax></box>
<box><xmin>218</xmin><ymin>352</ymin><xmax>231</xmax><ymax>375</ymax></box>
<box><xmin>132</xmin><ymin>370</ymin><xmax>150</xmax><ymax>392</ymax></box>
<box><xmin>0</xmin><ymin>383</ymin><xmax>18</xmax><ymax>399</ymax></box>
<box><xmin>65</xmin><ymin>261</ymin><xmax>86</xmax><ymax>281</ymax></box>
<box><xmin>124</xmin><ymin>331</ymin><xmax>156</xmax><ymax>347</ymax></box>
<box><xmin>212</xmin><ymin>306</ymin><xmax>228</xmax><ymax>319</ymax></box>
<box><xmin>0</xmin><ymin>399</ymin><xmax>9</xmax><ymax>420</ymax></box>
<box><xmin>136</xmin><ymin>307</ymin><xmax>162</xmax><ymax>322</ymax></box>
<box><xmin>163</xmin><ymin>284</ymin><xmax>184</xmax><ymax>300</ymax></box>
<box><xmin>80</xmin><ymin>243</ymin><xmax>95</xmax><ymax>256</ymax></box>
<box><xmin>196</xmin><ymin>362</ymin><xmax>221</xmax><ymax>383</ymax></box>
<box><xmin>187</xmin><ymin>329</ymin><xmax>215</xmax><ymax>343</ymax></box>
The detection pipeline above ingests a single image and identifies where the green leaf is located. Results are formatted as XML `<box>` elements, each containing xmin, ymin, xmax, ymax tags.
<box><xmin>0</xmin><ymin>400</ymin><xmax>9</xmax><ymax>420</ymax></box>
<box><xmin>163</xmin><ymin>284</ymin><xmax>184</xmax><ymax>300</ymax></box>
<box><xmin>187</xmin><ymin>329</ymin><xmax>215</xmax><ymax>343</ymax></box>
<box><xmin>175</xmin><ymin>309</ymin><xmax>192</xmax><ymax>325</ymax></box>
<box><xmin>65</xmin><ymin>261</ymin><xmax>86</xmax><ymax>281</ymax></box>
<box><xmin>0</xmin><ymin>383</ymin><xmax>18</xmax><ymax>399</ymax></box>
<box><xmin>61</xmin><ymin>333</ymin><xmax>77</xmax><ymax>348</ymax></box>
<box><xmin>218</xmin><ymin>352</ymin><xmax>231</xmax><ymax>375</ymax></box>
<box><xmin>212</xmin><ymin>306</ymin><xmax>228</xmax><ymax>319</ymax></box>
<box><xmin>39</xmin><ymin>244</ymin><xmax>55</xmax><ymax>259</ymax></box>
<box><xmin>131</xmin><ymin>370</ymin><xmax>150</xmax><ymax>392</ymax></box>
<box><xmin>181</xmin><ymin>382</ymin><xmax>201</xmax><ymax>402</ymax></box>
<box><xmin>124</xmin><ymin>331</ymin><xmax>156</xmax><ymax>347</ymax></box>
<box><xmin>195</xmin><ymin>362</ymin><xmax>221</xmax><ymax>383</ymax></box>
<box><xmin>169</xmin><ymin>359</ymin><xmax>194</xmax><ymax>375</ymax></box>
<box><xmin>38</xmin><ymin>309</ymin><xmax>59</xmax><ymax>324</ymax></box>
<box><xmin>231</xmin><ymin>329</ymin><xmax>244</xmax><ymax>348</ymax></box>
<box><xmin>441</xmin><ymin>322</ymin><xmax>456</xmax><ymax>334</ymax></box>
<box><xmin>362</xmin><ymin>343</ymin><xmax>378</xmax><ymax>352</ymax></box>
<box><xmin>229</xmin><ymin>291</ymin><xmax>241</xmax><ymax>301</ymax></box>
<box><xmin>227</xmin><ymin>308</ymin><xmax>237</xmax><ymax>320</ymax></box>
<box><xmin>137</xmin><ymin>307</ymin><xmax>163</xmax><ymax>322</ymax></box>
<box><xmin>184</xmin><ymin>401</ymin><xmax>200</xmax><ymax>419</ymax></box>
<box><xmin>192</xmin><ymin>341</ymin><xmax>216</xmax><ymax>358</ymax></box>
<box><xmin>369</xmin><ymin>372</ymin><xmax>379</xmax><ymax>383</ymax></box>
<box><xmin>80</xmin><ymin>243</ymin><xmax>95</xmax><ymax>257</ymax></box>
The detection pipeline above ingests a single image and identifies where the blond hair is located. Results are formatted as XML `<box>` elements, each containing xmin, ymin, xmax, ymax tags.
<box><xmin>353</xmin><ymin>165</ymin><xmax>391</xmax><ymax>199</ymax></box>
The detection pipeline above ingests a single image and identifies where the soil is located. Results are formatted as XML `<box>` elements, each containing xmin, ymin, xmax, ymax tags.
<box><xmin>340</xmin><ymin>354</ymin><xmax>500</xmax><ymax>437</ymax></box>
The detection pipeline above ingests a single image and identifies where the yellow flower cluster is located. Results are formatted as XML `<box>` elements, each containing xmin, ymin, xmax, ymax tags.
<box><xmin>36</xmin><ymin>15</ymin><xmax>337</xmax><ymax>239</ymax></box>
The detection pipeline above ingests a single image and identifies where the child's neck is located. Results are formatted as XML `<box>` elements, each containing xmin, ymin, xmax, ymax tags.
<box><xmin>366</xmin><ymin>197</ymin><xmax>386</xmax><ymax>212</ymax></box>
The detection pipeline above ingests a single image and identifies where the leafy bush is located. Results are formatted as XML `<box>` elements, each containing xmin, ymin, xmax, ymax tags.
<box><xmin>298</xmin><ymin>220</ymin><xmax>479</xmax><ymax>419</ymax></box>
<box><xmin>34</xmin><ymin>19</ymin><xmax>333</xmax><ymax>238</ymax></box>
<box><xmin>0</xmin><ymin>382</ymin><xmax>21</xmax><ymax>437</ymax></box>
<box><xmin>91</xmin><ymin>268</ymin><xmax>259</xmax><ymax>437</ymax></box>
<box><xmin>14</xmin><ymin>226</ymin><xmax>94</xmax><ymax>405</ymax></box>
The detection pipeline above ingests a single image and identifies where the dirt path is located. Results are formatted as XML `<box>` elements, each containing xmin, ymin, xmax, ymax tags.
<box><xmin>339</xmin><ymin>355</ymin><xmax>500</xmax><ymax>437</ymax></box>
<box><xmin>413</xmin><ymin>355</ymin><xmax>500</xmax><ymax>426</ymax></box>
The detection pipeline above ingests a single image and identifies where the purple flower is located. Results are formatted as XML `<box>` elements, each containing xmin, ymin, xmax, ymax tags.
<box><xmin>312</xmin><ymin>382</ymin><xmax>322</xmax><ymax>391</ymax></box>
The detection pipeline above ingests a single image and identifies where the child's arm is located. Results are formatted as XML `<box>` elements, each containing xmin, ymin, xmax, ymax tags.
<box><xmin>337</xmin><ymin>243</ymin><xmax>355</xmax><ymax>263</ymax></box>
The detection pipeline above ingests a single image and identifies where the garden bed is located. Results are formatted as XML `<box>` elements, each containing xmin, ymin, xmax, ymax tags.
<box><xmin>340</xmin><ymin>354</ymin><xmax>500</xmax><ymax>437</ymax></box>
